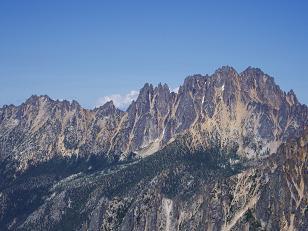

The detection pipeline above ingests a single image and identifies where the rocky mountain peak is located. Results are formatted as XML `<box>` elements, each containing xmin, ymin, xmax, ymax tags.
<box><xmin>95</xmin><ymin>100</ymin><xmax>121</xmax><ymax>117</ymax></box>
<box><xmin>132</xmin><ymin>83</ymin><xmax>154</xmax><ymax>115</ymax></box>
<box><xmin>23</xmin><ymin>95</ymin><xmax>82</xmax><ymax>112</ymax></box>
<box><xmin>155</xmin><ymin>83</ymin><xmax>170</xmax><ymax>95</ymax></box>
<box><xmin>182</xmin><ymin>74</ymin><xmax>208</xmax><ymax>93</ymax></box>
<box><xmin>1</xmin><ymin>67</ymin><xmax>307</xmax><ymax>230</ymax></box>
<box><xmin>139</xmin><ymin>83</ymin><xmax>154</xmax><ymax>95</ymax></box>
<box><xmin>241</xmin><ymin>66</ymin><xmax>264</xmax><ymax>76</ymax></box>
<box><xmin>24</xmin><ymin>94</ymin><xmax>52</xmax><ymax>106</ymax></box>
<box><xmin>214</xmin><ymin>65</ymin><xmax>238</xmax><ymax>77</ymax></box>
<box><xmin>239</xmin><ymin>66</ymin><xmax>277</xmax><ymax>89</ymax></box>
<box><xmin>100</xmin><ymin>100</ymin><xmax>115</xmax><ymax>109</ymax></box>
<box><xmin>286</xmin><ymin>89</ymin><xmax>299</xmax><ymax>106</ymax></box>
<box><xmin>70</xmin><ymin>99</ymin><xmax>80</xmax><ymax>108</ymax></box>
<box><xmin>0</xmin><ymin>66</ymin><xmax>307</xmax><ymax>171</ymax></box>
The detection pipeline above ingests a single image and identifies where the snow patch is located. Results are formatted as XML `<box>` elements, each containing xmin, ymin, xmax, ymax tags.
<box><xmin>201</xmin><ymin>96</ymin><xmax>205</xmax><ymax>104</ymax></box>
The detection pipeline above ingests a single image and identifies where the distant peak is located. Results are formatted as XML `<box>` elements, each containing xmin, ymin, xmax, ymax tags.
<box><xmin>95</xmin><ymin>100</ymin><xmax>116</xmax><ymax>112</ymax></box>
<box><xmin>241</xmin><ymin>66</ymin><xmax>264</xmax><ymax>76</ymax></box>
<box><xmin>240</xmin><ymin>66</ymin><xmax>277</xmax><ymax>85</ymax></box>
<box><xmin>215</xmin><ymin>66</ymin><xmax>238</xmax><ymax>75</ymax></box>
<box><xmin>102</xmin><ymin>100</ymin><xmax>115</xmax><ymax>108</ymax></box>
<box><xmin>139</xmin><ymin>83</ymin><xmax>154</xmax><ymax>96</ymax></box>
<box><xmin>288</xmin><ymin>89</ymin><xmax>295</xmax><ymax>95</ymax></box>
<box><xmin>155</xmin><ymin>83</ymin><xmax>170</xmax><ymax>95</ymax></box>
<box><xmin>70</xmin><ymin>99</ymin><xmax>80</xmax><ymax>108</ymax></box>
<box><xmin>142</xmin><ymin>82</ymin><xmax>153</xmax><ymax>89</ymax></box>
<box><xmin>95</xmin><ymin>100</ymin><xmax>121</xmax><ymax>116</ymax></box>
<box><xmin>184</xmin><ymin>74</ymin><xmax>206</xmax><ymax>85</ymax></box>
<box><xmin>287</xmin><ymin>89</ymin><xmax>299</xmax><ymax>105</ymax></box>
<box><xmin>25</xmin><ymin>94</ymin><xmax>52</xmax><ymax>105</ymax></box>
<box><xmin>157</xmin><ymin>82</ymin><xmax>169</xmax><ymax>90</ymax></box>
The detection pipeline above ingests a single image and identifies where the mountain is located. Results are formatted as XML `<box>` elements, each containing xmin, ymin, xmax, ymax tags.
<box><xmin>4</xmin><ymin>127</ymin><xmax>306</xmax><ymax>230</ymax></box>
<box><xmin>0</xmin><ymin>66</ymin><xmax>307</xmax><ymax>230</ymax></box>
<box><xmin>1</xmin><ymin>66</ymin><xmax>307</xmax><ymax>171</ymax></box>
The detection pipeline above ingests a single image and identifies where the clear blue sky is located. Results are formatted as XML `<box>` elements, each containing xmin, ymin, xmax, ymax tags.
<box><xmin>1</xmin><ymin>0</ymin><xmax>307</xmax><ymax>108</ymax></box>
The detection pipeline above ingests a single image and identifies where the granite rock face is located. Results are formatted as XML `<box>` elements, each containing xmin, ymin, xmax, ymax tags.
<box><xmin>0</xmin><ymin>66</ymin><xmax>307</xmax><ymax>171</ymax></box>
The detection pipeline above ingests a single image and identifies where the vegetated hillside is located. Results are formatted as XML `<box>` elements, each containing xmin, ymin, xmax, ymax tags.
<box><xmin>0</xmin><ymin>138</ymin><xmax>237</xmax><ymax>229</ymax></box>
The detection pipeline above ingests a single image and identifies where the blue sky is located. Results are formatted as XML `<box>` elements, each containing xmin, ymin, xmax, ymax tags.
<box><xmin>0</xmin><ymin>0</ymin><xmax>307</xmax><ymax>108</ymax></box>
